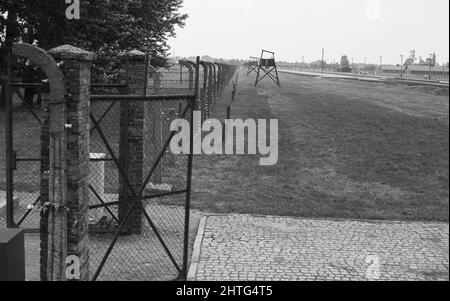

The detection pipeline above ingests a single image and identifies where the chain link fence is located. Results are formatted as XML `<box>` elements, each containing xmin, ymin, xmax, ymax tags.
<box><xmin>88</xmin><ymin>93</ymin><xmax>193</xmax><ymax>281</ymax></box>
<box><xmin>87</xmin><ymin>58</ymin><xmax>237</xmax><ymax>281</ymax></box>
<box><xmin>2</xmin><ymin>54</ymin><xmax>237</xmax><ymax>281</ymax></box>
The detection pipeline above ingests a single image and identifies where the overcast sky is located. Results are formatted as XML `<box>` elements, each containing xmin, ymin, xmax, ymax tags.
<box><xmin>168</xmin><ymin>0</ymin><xmax>450</xmax><ymax>65</ymax></box>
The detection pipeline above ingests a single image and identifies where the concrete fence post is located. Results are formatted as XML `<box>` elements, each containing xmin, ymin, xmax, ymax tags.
<box><xmin>145</xmin><ymin>63</ymin><xmax>163</xmax><ymax>186</ymax></box>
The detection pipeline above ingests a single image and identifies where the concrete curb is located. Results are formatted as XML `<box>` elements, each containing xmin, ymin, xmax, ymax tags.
<box><xmin>187</xmin><ymin>216</ymin><xmax>207</xmax><ymax>281</ymax></box>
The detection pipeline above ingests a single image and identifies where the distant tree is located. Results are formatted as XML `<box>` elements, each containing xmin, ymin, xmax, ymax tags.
<box><xmin>0</xmin><ymin>0</ymin><xmax>188</xmax><ymax>108</ymax></box>
<box><xmin>310</xmin><ymin>60</ymin><xmax>329</xmax><ymax>70</ymax></box>
<box><xmin>0</xmin><ymin>0</ymin><xmax>188</xmax><ymax>69</ymax></box>
<box><xmin>340</xmin><ymin>55</ymin><xmax>350</xmax><ymax>67</ymax></box>
<box><xmin>425</xmin><ymin>53</ymin><xmax>437</xmax><ymax>66</ymax></box>
<box><xmin>365</xmin><ymin>64</ymin><xmax>377</xmax><ymax>72</ymax></box>
<box><xmin>404</xmin><ymin>49</ymin><xmax>417</xmax><ymax>65</ymax></box>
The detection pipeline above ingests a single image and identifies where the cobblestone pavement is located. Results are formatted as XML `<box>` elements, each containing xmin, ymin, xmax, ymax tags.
<box><xmin>190</xmin><ymin>215</ymin><xmax>449</xmax><ymax>281</ymax></box>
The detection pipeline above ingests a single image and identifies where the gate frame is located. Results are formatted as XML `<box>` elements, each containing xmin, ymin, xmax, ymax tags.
<box><xmin>7</xmin><ymin>42</ymin><xmax>69</xmax><ymax>281</ymax></box>
<box><xmin>3</xmin><ymin>79</ymin><xmax>48</xmax><ymax>232</ymax></box>
<box><xmin>88</xmin><ymin>57</ymin><xmax>201</xmax><ymax>281</ymax></box>
<box><xmin>3</xmin><ymin>45</ymin><xmax>236</xmax><ymax>281</ymax></box>
<box><xmin>5</xmin><ymin>44</ymin><xmax>66</xmax><ymax>233</ymax></box>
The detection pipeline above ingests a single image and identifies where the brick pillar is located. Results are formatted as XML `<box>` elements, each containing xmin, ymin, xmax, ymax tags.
<box><xmin>48</xmin><ymin>45</ymin><xmax>95</xmax><ymax>281</ymax></box>
<box><xmin>118</xmin><ymin>50</ymin><xmax>146</xmax><ymax>234</ymax></box>
<box><xmin>39</xmin><ymin>96</ymin><xmax>50</xmax><ymax>281</ymax></box>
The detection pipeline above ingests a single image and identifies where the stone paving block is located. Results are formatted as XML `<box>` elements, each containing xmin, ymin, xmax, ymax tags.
<box><xmin>190</xmin><ymin>214</ymin><xmax>449</xmax><ymax>281</ymax></box>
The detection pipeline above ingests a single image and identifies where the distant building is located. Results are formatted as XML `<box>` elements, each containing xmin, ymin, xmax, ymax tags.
<box><xmin>381</xmin><ymin>65</ymin><xmax>449</xmax><ymax>81</ymax></box>
<box><xmin>381</xmin><ymin>64</ymin><xmax>449</xmax><ymax>74</ymax></box>
<box><xmin>337</xmin><ymin>66</ymin><xmax>353</xmax><ymax>73</ymax></box>
<box><xmin>406</xmin><ymin>65</ymin><xmax>449</xmax><ymax>75</ymax></box>
<box><xmin>380</xmin><ymin>65</ymin><xmax>407</xmax><ymax>74</ymax></box>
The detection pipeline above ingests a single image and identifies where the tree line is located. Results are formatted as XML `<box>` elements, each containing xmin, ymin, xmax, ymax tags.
<box><xmin>0</xmin><ymin>0</ymin><xmax>188</xmax><ymax>107</ymax></box>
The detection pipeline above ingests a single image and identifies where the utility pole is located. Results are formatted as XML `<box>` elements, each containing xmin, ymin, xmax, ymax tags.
<box><xmin>429</xmin><ymin>53</ymin><xmax>433</xmax><ymax>80</ymax></box>
<box><xmin>400</xmin><ymin>55</ymin><xmax>404</xmax><ymax>78</ymax></box>
<box><xmin>321</xmin><ymin>48</ymin><xmax>324</xmax><ymax>73</ymax></box>
<box><xmin>351</xmin><ymin>58</ymin><xmax>354</xmax><ymax>73</ymax></box>
<box><xmin>380</xmin><ymin>56</ymin><xmax>382</xmax><ymax>71</ymax></box>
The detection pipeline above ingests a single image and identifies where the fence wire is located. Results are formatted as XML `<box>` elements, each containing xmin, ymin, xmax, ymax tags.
<box><xmin>2</xmin><ymin>55</ymin><xmax>237</xmax><ymax>281</ymax></box>
<box><xmin>6</xmin><ymin>88</ymin><xmax>44</xmax><ymax>230</ymax></box>
<box><xmin>88</xmin><ymin>95</ymin><xmax>192</xmax><ymax>281</ymax></box>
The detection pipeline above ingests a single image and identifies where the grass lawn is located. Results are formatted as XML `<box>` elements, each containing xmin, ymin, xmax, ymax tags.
<box><xmin>190</xmin><ymin>70</ymin><xmax>449</xmax><ymax>222</ymax></box>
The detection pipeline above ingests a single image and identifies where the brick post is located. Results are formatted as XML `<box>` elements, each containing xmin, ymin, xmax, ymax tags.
<box><xmin>39</xmin><ymin>96</ymin><xmax>50</xmax><ymax>281</ymax></box>
<box><xmin>118</xmin><ymin>50</ymin><xmax>146</xmax><ymax>234</ymax></box>
<box><xmin>48</xmin><ymin>45</ymin><xmax>95</xmax><ymax>281</ymax></box>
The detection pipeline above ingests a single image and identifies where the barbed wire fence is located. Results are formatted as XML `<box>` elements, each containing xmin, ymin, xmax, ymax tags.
<box><xmin>277</xmin><ymin>53</ymin><xmax>450</xmax><ymax>82</ymax></box>
<box><xmin>1</xmin><ymin>45</ymin><xmax>238</xmax><ymax>281</ymax></box>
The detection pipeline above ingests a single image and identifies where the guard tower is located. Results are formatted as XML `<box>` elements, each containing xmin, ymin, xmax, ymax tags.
<box><xmin>247</xmin><ymin>56</ymin><xmax>259</xmax><ymax>76</ymax></box>
<box><xmin>255</xmin><ymin>50</ymin><xmax>280</xmax><ymax>87</ymax></box>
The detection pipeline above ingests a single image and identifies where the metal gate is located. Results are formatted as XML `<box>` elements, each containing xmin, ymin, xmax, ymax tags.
<box><xmin>1</xmin><ymin>55</ymin><xmax>47</xmax><ymax>233</ymax></box>
<box><xmin>86</xmin><ymin>62</ymin><xmax>198</xmax><ymax>281</ymax></box>
<box><xmin>0</xmin><ymin>54</ymin><xmax>49</xmax><ymax>282</ymax></box>
<box><xmin>2</xmin><ymin>50</ymin><xmax>236</xmax><ymax>281</ymax></box>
